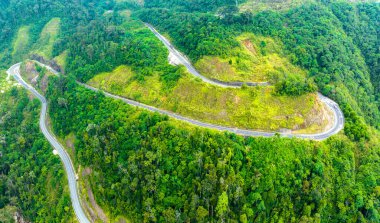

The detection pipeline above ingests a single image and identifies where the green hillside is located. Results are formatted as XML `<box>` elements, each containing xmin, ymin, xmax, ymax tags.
<box><xmin>138</xmin><ymin>2</ymin><xmax>379</xmax><ymax>129</ymax></box>
<box><xmin>0</xmin><ymin>0</ymin><xmax>379</xmax><ymax>222</ymax></box>
<box><xmin>89</xmin><ymin>65</ymin><xmax>328</xmax><ymax>132</ymax></box>
<box><xmin>86</xmin><ymin>20</ymin><xmax>327</xmax><ymax>133</ymax></box>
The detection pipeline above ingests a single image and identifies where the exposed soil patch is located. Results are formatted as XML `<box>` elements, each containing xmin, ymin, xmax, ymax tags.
<box><xmin>24</xmin><ymin>61</ymin><xmax>38</xmax><ymax>83</ymax></box>
<box><xmin>294</xmin><ymin>95</ymin><xmax>334</xmax><ymax>133</ymax></box>
<box><xmin>39</xmin><ymin>74</ymin><xmax>49</xmax><ymax>94</ymax></box>
<box><xmin>168</xmin><ymin>52</ymin><xmax>181</xmax><ymax>66</ymax></box>
<box><xmin>14</xmin><ymin>212</ymin><xmax>31</xmax><ymax>223</ymax></box>
<box><xmin>242</xmin><ymin>39</ymin><xmax>258</xmax><ymax>55</ymax></box>
<box><xmin>117</xmin><ymin>219</ymin><xmax>127</xmax><ymax>223</ymax></box>
<box><xmin>22</xmin><ymin>61</ymin><xmax>51</xmax><ymax>94</ymax></box>
<box><xmin>31</xmin><ymin>54</ymin><xmax>63</xmax><ymax>74</ymax></box>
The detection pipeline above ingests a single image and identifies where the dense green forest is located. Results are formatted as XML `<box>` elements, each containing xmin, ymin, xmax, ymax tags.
<box><xmin>0</xmin><ymin>88</ymin><xmax>73</xmax><ymax>222</ymax></box>
<box><xmin>329</xmin><ymin>2</ymin><xmax>380</xmax><ymax>100</ymax></box>
<box><xmin>1</xmin><ymin>0</ymin><xmax>380</xmax><ymax>222</ymax></box>
<box><xmin>46</xmin><ymin>76</ymin><xmax>380</xmax><ymax>222</ymax></box>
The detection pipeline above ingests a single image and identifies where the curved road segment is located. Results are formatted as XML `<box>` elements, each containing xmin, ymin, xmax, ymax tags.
<box><xmin>7</xmin><ymin>64</ymin><xmax>90</xmax><ymax>223</ymax></box>
<box><xmin>144</xmin><ymin>23</ymin><xmax>344</xmax><ymax>139</ymax></box>
<box><xmin>145</xmin><ymin>23</ymin><xmax>269</xmax><ymax>88</ymax></box>
<box><xmin>80</xmin><ymin>82</ymin><xmax>344</xmax><ymax>140</ymax></box>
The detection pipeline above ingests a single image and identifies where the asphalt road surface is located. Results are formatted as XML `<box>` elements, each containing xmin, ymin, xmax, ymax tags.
<box><xmin>7</xmin><ymin>63</ymin><xmax>90</xmax><ymax>223</ymax></box>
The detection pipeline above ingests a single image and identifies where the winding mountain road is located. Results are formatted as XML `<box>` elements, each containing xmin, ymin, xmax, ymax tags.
<box><xmin>143</xmin><ymin>23</ymin><xmax>344</xmax><ymax>139</ymax></box>
<box><xmin>7</xmin><ymin>63</ymin><xmax>90</xmax><ymax>223</ymax></box>
<box><xmin>5</xmin><ymin>23</ymin><xmax>344</xmax><ymax>223</ymax></box>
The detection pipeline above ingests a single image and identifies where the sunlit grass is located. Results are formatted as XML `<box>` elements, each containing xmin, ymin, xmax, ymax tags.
<box><xmin>86</xmin><ymin>19</ymin><xmax>329</xmax><ymax>133</ymax></box>
<box><xmin>88</xmin><ymin>64</ymin><xmax>328</xmax><ymax>133</ymax></box>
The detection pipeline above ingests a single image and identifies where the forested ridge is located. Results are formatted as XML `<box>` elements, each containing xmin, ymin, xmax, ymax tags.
<box><xmin>0</xmin><ymin>0</ymin><xmax>380</xmax><ymax>222</ymax></box>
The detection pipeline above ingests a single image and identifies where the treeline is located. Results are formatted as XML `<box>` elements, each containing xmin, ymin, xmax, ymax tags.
<box><xmin>0</xmin><ymin>88</ymin><xmax>73</xmax><ymax>222</ymax></box>
<box><xmin>137</xmin><ymin>9</ymin><xmax>237</xmax><ymax>62</ymax></box>
<box><xmin>137</xmin><ymin>8</ymin><xmax>316</xmax><ymax>96</ymax></box>
<box><xmin>46</xmin><ymin>76</ymin><xmax>380</xmax><ymax>222</ymax></box>
<box><xmin>274</xmin><ymin>75</ymin><xmax>317</xmax><ymax>96</ymax></box>
<box><xmin>137</xmin><ymin>2</ymin><xmax>380</xmax><ymax>128</ymax></box>
<box><xmin>64</xmin><ymin>15</ymin><xmax>126</xmax><ymax>81</ymax></box>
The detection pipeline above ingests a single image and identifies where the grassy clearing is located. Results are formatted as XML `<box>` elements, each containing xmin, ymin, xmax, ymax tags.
<box><xmin>240</xmin><ymin>0</ymin><xmax>316</xmax><ymax>13</ymax></box>
<box><xmin>32</xmin><ymin>18</ymin><xmax>61</xmax><ymax>59</ymax></box>
<box><xmin>11</xmin><ymin>18</ymin><xmax>60</xmax><ymax>63</ymax></box>
<box><xmin>88</xmin><ymin>64</ymin><xmax>329</xmax><ymax>133</ymax></box>
<box><xmin>12</xmin><ymin>26</ymin><xmax>31</xmax><ymax>60</ymax></box>
<box><xmin>195</xmin><ymin>33</ymin><xmax>306</xmax><ymax>83</ymax></box>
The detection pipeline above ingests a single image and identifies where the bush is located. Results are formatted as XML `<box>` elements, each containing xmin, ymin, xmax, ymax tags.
<box><xmin>274</xmin><ymin>74</ymin><xmax>317</xmax><ymax>96</ymax></box>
